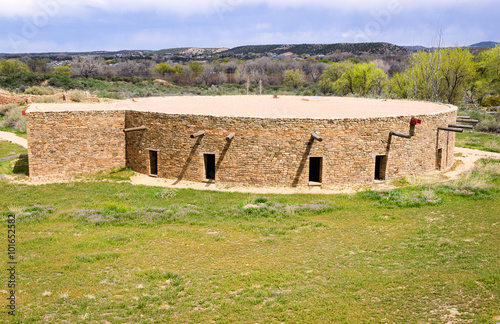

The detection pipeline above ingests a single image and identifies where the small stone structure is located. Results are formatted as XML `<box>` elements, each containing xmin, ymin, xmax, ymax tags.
<box><xmin>26</xmin><ymin>96</ymin><xmax>457</xmax><ymax>187</ymax></box>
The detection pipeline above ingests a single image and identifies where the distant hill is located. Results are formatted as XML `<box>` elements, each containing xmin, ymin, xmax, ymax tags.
<box><xmin>403</xmin><ymin>41</ymin><xmax>499</xmax><ymax>51</ymax></box>
<box><xmin>154</xmin><ymin>47</ymin><xmax>228</xmax><ymax>56</ymax></box>
<box><xmin>469</xmin><ymin>41</ymin><xmax>499</xmax><ymax>48</ymax></box>
<box><xmin>219</xmin><ymin>42</ymin><xmax>409</xmax><ymax>56</ymax></box>
<box><xmin>402</xmin><ymin>45</ymin><xmax>428</xmax><ymax>51</ymax></box>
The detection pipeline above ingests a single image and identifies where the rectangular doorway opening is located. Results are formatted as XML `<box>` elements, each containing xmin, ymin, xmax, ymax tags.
<box><xmin>309</xmin><ymin>157</ymin><xmax>323</xmax><ymax>184</ymax></box>
<box><xmin>375</xmin><ymin>155</ymin><xmax>388</xmax><ymax>180</ymax></box>
<box><xmin>149</xmin><ymin>150</ymin><xmax>158</xmax><ymax>176</ymax></box>
<box><xmin>204</xmin><ymin>154</ymin><xmax>216</xmax><ymax>181</ymax></box>
<box><xmin>436</xmin><ymin>148</ymin><xmax>443</xmax><ymax>170</ymax></box>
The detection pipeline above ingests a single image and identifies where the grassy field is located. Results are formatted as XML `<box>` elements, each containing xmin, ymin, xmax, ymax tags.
<box><xmin>0</xmin><ymin>140</ymin><xmax>499</xmax><ymax>323</ymax></box>
<box><xmin>456</xmin><ymin>131</ymin><xmax>500</xmax><ymax>153</ymax></box>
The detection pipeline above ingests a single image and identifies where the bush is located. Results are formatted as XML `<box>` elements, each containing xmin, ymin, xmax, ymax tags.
<box><xmin>481</xmin><ymin>95</ymin><xmax>500</xmax><ymax>107</ymax></box>
<box><xmin>361</xmin><ymin>188</ymin><xmax>442</xmax><ymax>208</ymax></box>
<box><xmin>0</xmin><ymin>105</ymin><xmax>25</xmax><ymax>132</ymax></box>
<box><xmin>0</xmin><ymin>103</ymin><xmax>18</xmax><ymax>116</ymax></box>
<box><xmin>67</xmin><ymin>90</ymin><xmax>89</xmax><ymax>102</ymax></box>
<box><xmin>476</xmin><ymin>117</ymin><xmax>500</xmax><ymax>133</ymax></box>
<box><xmin>24</xmin><ymin>85</ymin><xmax>58</xmax><ymax>95</ymax></box>
<box><xmin>35</xmin><ymin>96</ymin><xmax>63</xmax><ymax>104</ymax></box>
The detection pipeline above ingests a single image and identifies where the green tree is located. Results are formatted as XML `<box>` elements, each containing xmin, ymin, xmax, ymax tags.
<box><xmin>350</xmin><ymin>62</ymin><xmax>388</xmax><ymax>96</ymax></box>
<box><xmin>173</xmin><ymin>64</ymin><xmax>186</xmax><ymax>75</ymax></box>
<box><xmin>188</xmin><ymin>62</ymin><xmax>204</xmax><ymax>77</ymax></box>
<box><xmin>53</xmin><ymin>65</ymin><xmax>72</xmax><ymax>77</ymax></box>
<box><xmin>389</xmin><ymin>72</ymin><xmax>411</xmax><ymax>99</ymax></box>
<box><xmin>439</xmin><ymin>48</ymin><xmax>475</xmax><ymax>104</ymax></box>
<box><xmin>473</xmin><ymin>45</ymin><xmax>500</xmax><ymax>105</ymax></box>
<box><xmin>318</xmin><ymin>61</ymin><xmax>354</xmax><ymax>94</ymax></box>
<box><xmin>406</xmin><ymin>50</ymin><xmax>442</xmax><ymax>102</ymax></box>
<box><xmin>153</xmin><ymin>62</ymin><xmax>173</xmax><ymax>76</ymax></box>
<box><xmin>331</xmin><ymin>62</ymin><xmax>388</xmax><ymax>96</ymax></box>
<box><xmin>397</xmin><ymin>48</ymin><xmax>475</xmax><ymax>104</ymax></box>
<box><xmin>283</xmin><ymin>69</ymin><xmax>304</xmax><ymax>88</ymax></box>
<box><xmin>0</xmin><ymin>59</ymin><xmax>30</xmax><ymax>74</ymax></box>
<box><xmin>27</xmin><ymin>58</ymin><xmax>50</xmax><ymax>73</ymax></box>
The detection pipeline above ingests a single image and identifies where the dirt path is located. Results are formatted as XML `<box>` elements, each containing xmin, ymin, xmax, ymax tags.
<box><xmin>0</xmin><ymin>131</ymin><xmax>27</xmax><ymax>149</ymax></box>
<box><xmin>129</xmin><ymin>147</ymin><xmax>500</xmax><ymax>195</ymax></box>
<box><xmin>447</xmin><ymin>147</ymin><xmax>500</xmax><ymax>179</ymax></box>
<box><xmin>8</xmin><ymin>141</ymin><xmax>500</xmax><ymax>193</ymax></box>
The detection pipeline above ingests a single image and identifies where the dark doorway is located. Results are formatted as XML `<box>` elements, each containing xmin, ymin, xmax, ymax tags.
<box><xmin>204</xmin><ymin>154</ymin><xmax>216</xmax><ymax>180</ymax></box>
<box><xmin>309</xmin><ymin>157</ymin><xmax>323</xmax><ymax>183</ymax></box>
<box><xmin>375</xmin><ymin>155</ymin><xmax>388</xmax><ymax>180</ymax></box>
<box><xmin>436</xmin><ymin>148</ymin><xmax>443</xmax><ymax>170</ymax></box>
<box><xmin>149</xmin><ymin>150</ymin><xmax>158</xmax><ymax>176</ymax></box>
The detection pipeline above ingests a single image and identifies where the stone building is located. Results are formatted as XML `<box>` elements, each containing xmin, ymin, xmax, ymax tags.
<box><xmin>26</xmin><ymin>96</ymin><xmax>459</xmax><ymax>187</ymax></box>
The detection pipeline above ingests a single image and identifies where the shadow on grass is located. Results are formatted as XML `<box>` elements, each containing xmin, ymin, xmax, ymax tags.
<box><xmin>13</xmin><ymin>154</ymin><xmax>29</xmax><ymax>176</ymax></box>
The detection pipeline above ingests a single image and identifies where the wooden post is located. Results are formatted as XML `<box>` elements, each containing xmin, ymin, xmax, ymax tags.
<box><xmin>389</xmin><ymin>131</ymin><xmax>411</xmax><ymax>139</ymax></box>
<box><xmin>226</xmin><ymin>132</ymin><xmax>235</xmax><ymax>141</ymax></box>
<box><xmin>123</xmin><ymin>126</ymin><xmax>147</xmax><ymax>132</ymax></box>
<box><xmin>190</xmin><ymin>131</ymin><xmax>205</xmax><ymax>138</ymax></box>
<box><xmin>438</xmin><ymin>127</ymin><xmax>463</xmax><ymax>133</ymax></box>
<box><xmin>311</xmin><ymin>132</ymin><xmax>323</xmax><ymax>142</ymax></box>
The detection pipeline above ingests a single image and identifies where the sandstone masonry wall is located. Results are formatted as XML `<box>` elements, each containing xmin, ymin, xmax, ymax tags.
<box><xmin>125</xmin><ymin>107</ymin><xmax>457</xmax><ymax>187</ymax></box>
<box><xmin>27</xmin><ymin>110</ymin><xmax>126</xmax><ymax>177</ymax></box>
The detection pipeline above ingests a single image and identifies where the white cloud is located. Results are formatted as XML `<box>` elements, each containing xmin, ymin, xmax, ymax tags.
<box><xmin>0</xmin><ymin>0</ymin><xmax>496</xmax><ymax>18</ymax></box>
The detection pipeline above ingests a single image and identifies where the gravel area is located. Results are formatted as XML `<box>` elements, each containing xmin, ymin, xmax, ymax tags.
<box><xmin>27</xmin><ymin>96</ymin><xmax>453</xmax><ymax>119</ymax></box>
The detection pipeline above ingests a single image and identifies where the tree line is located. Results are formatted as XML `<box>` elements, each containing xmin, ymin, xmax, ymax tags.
<box><xmin>0</xmin><ymin>46</ymin><xmax>498</xmax><ymax>106</ymax></box>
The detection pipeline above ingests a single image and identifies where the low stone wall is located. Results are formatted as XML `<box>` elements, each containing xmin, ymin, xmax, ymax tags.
<box><xmin>27</xmin><ymin>110</ymin><xmax>126</xmax><ymax>177</ymax></box>
<box><xmin>125</xmin><ymin>107</ymin><xmax>457</xmax><ymax>187</ymax></box>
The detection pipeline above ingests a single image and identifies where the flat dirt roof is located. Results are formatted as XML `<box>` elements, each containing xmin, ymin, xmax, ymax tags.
<box><xmin>28</xmin><ymin>96</ymin><xmax>454</xmax><ymax>119</ymax></box>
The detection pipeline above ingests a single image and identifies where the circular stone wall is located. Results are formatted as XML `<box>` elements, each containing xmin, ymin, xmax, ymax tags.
<box><xmin>123</xmin><ymin>96</ymin><xmax>457</xmax><ymax>187</ymax></box>
<box><xmin>27</xmin><ymin>96</ymin><xmax>457</xmax><ymax>187</ymax></box>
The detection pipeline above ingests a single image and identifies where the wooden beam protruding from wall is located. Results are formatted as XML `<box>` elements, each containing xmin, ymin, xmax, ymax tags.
<box><xmin>226</xmin><ymin>132</ymin><xmax>235</xmax><ymax>141</ymax></box>
<box><xmin>390</xmin><ymin>131</ymin><xmax>411</xmax><ymax>139</ymax></box>
<box><xmin>123</xmin><ymin>126</ymin><xmax>147</xmax><ymax>133</ymax></box>
<box><xmin>456</xmin><ymin>118</ymin><xmax>479</xmax><ymax>124</ymax></box>
<box><xmin>190</xmin><ymin>131</ymin><xmax>206</xmax><ymax>138</ymax></box>
<box><xmin>448</xmin><ymin>124</ymin><xmax>474</xmax><ymax>130</ymax></box>
<box><xmin>311</xmin><ymin>132</ymin><xmax>323</xmax><ymax>142</ymax></box>
<box><xmin>438</xmin><ymin>127</ymin><xmax>463</xmax><ymax>133</ymax></box>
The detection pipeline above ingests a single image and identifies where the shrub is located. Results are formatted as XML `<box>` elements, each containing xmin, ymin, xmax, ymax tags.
<box><xmin>481</xmin><ymin>95</ymin><xmax>500</xmax><ymax>107</ymax></box>
<box><xmin>53</xmin><ymin>65</ymin><xmax>72</xmax><ymax>76</ymax></box>
<box><xmin>362</xmin><ymin>188</ymin><xmax>442</xmax><ymax>208</ymax></box>
<box><xmin>67</xmin><ymin>90</ymin><xmax>89</xmax><ymax>102</ymax></box>
<box><xmin>24</xmin><ymin>85</ymin><xmax>58</xmax><ymax>95</ymax></box>
<box><xmin>476</xmin><ymin>115</ymin><xmax>500</xmax><ymax>133</ymax></box>
<box><xmin>0</xmin><ymin>103</ymin><xmax>18</xmax><ymax>116</ymax></box>
<box><xmin>35</xmin><ymin>96</ymin><xmax>63</xmax><ymax>104</ymax></box>
<box><xmin>0</xmin><ymin>105</ymin><xmax>25</xmax><ymax>132</ymax></box>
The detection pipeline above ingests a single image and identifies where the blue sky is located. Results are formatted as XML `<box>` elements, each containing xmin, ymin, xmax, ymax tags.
<box><xmin>0</xmin><ymin>0</ymin><xmax>498</xmax><ymax>53</ymax></box>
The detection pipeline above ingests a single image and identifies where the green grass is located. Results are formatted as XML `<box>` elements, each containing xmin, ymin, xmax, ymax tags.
<box><xmin>0</xmin><ymin>140</ymin><xmax>27</xmax><ymax>158</ymax></box>
<box><xmin>0</xmin><ymin>141</ymin><xmax>28</xmax><ymax>175</ymax></box>
<box><xmin>455</xmin><ymin>131</ymin><xmax>500</xmax><ymax>153</ymax></box>
<box><xmin>0</xmin><ymin>141</ymin><xmax>499</xmax><ymax>323</ymax></box>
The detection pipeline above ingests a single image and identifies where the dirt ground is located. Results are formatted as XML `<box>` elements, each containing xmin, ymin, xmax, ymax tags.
<box><xmin>127</xmin><ymin>147</ymin><xmax>500</xmax><ymax>194</ymax></box>
<box><xmin>0</xmin><ymin>131</ymin><xmax>27</xmax><ymax>148</ymax></box>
